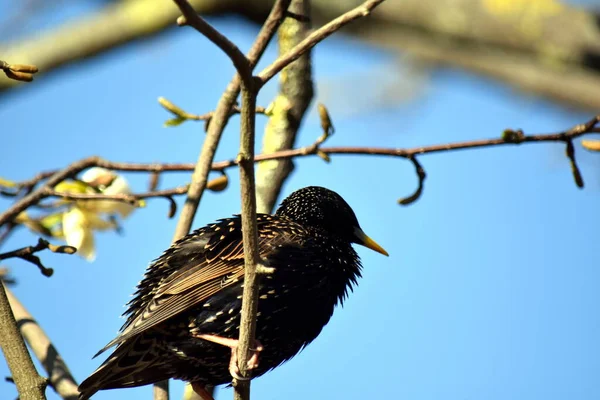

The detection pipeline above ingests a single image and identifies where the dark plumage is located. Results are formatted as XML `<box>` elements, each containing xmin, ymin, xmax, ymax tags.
<box><xmin>78</xmin><ymin>186</ymin><xmax>388</xmax><ymax>399</ymax></box>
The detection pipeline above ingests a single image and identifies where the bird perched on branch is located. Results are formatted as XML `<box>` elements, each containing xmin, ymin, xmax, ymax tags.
<box><xmin>79</xmin><ymin>186</ymin><xmax>388</xmax><ymax>400</ymax></box>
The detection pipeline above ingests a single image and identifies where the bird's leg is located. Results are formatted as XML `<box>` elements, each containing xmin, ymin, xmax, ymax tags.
<box><xmin>191</xmin><ymin>382</ymin><xmax>215</xmax><ymax>400</ymax></box>
<box><xmin>193</xmin><ymin>333</ymin><xmax>263</xmax><ymax>379</ymax></box>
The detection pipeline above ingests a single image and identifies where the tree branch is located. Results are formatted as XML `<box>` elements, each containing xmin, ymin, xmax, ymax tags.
<box><xmin>158</xmin><ymin>97</ymin><xmax>267</xmax><ymax>128</ymax></box>
<box><xmin>0</xmin><ymin>156</ymin><xmax>103</xmax><ymax>229</ymax></box>
<box><xmin>2</xmin><ymin>118</ymin><xmax>598</xmax><ymax>233</ymax></box>
<box><xmin>172</xmin><ymin>0</ymin><xmax>252</xmax><ymax>83</ymax></box>
<box><xmin>0</xmin><ymin>280</ymin><xmax>47</xmax><ymax>400</ymax></box>
<box><xmin>46</xmin><ymin>185</ymin><xmax>191</xmax><ymax>219</ymax></box>
<box><xmin>0</xmin><ymin>238</ymin><xmax>76</xmax><ymax>277</ymax></box>
<box><xmin>256</xmin><ymin>0</ymin><xmax>386</xmax><ymax>87</ymax></box>
<box><xmin>233</xmin><ymin>76</ymin><xmax>259</xmax><ymax>400</ymax></box>
<box><xmin>169</xmin><ymin>0</ymin><xmax>292</xmax><ymax>244</ymax></box>
<box><xmin>167</xmin><ymin>1</ymin><xmax>292</xmax><ymax>399</ymax></box>
<box><xmin>5</xmin><ymin>287</ymin><xmax>79</xmax><ymax>400</ymax></box>
<box><xmin>0</xmin><ymin>0</ymin><xmax>236</xmax><ymax>91</ymax></box>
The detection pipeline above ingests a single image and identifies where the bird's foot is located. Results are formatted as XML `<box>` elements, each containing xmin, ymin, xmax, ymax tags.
<box><xmin>191</xmin><ymin>382</ymin><xmax>215</xmax><ymax>400</ymax></box>
<box><xmin>194</xmin><ymin>334</ymin><xmax>263</xmax><ymax>380</ymax></box>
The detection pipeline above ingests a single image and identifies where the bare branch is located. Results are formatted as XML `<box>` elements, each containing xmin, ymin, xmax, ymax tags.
<box><xmin>398</xmin><ymin>156</ymin><xmax>426</xmax><ymax>205</ymax></box>
<box><xmin>0</xmin><ymin>280</ymin><xmax>47</xmax><ymax>400</ymax></box>
<box><xmin>0</xmin><ymin>238</ymin><xmax>76</xmax><ymax>277</ymax></box>
<box><xmin>256</xmin><ymin>0</ymin><xmax>386</xmax><ymax>87</ymax></box>
<box><xmin>233</xmin><ymin>77</ymin><xmax>260</xmax><ymax>400</ymax></box>
<box><xmin>46</xmin><ymin>185</ymin><xmax>190</xmax><ymax>219</ymax></box>
<box><xmin>172</xmin><ymin>0</ymin><xmax>252</xmax><ymax>83</ymax></box>
<box><xmin>0</xmin><ymin>156</ymin><xmax>102</xmax><ymax>229</ymax></box>
<box><xmin>170</xmin><ymin>0</ymin><xmax>291</xmax><ymax>239</ymax></box>
<box><xmin>168</xmin><ymin>2</ymin><xmax>292</xmax><ymax>399</ymax></box>
<box><xmin>1</xmin><ymin>117</ymin><xmax>598</xmax><ymax>231</ymax></box>
<box><xmin>5</xmin><ymin>287</ymin><xmax>79</xmax><ymax>400</ymax></box>
<box><xmin>565</xmin><ymin>140</ymin><xmax>584</xmax><ymax>188</ymax></box>
<box><xmin>0</xmin><ymin>0</ymin><xmax>235</xmax><ymax>92</ymax></box>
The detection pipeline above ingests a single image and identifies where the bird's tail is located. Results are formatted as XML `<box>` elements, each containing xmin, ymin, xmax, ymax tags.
<box><xmin>78</xmin><ymin>334</ymin><xmax>175</xmax><ymax>399</ymax></box>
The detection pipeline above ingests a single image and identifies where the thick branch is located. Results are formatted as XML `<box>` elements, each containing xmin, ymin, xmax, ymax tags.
<box><xmin>233</xmin><ymin>78</ymin><xmax>260</xmax><ymax>400</ymax></box>
<box><xmin>167</xmin><ymin>2</ymin><xmax>292</xmax><ymax>399</ymax></box>
<box><xmin>0</xmin><ymin>280</ymin><xmax>47</xmax><ymax>400</ymax></box>
<box><xmin>5</xmin><ymin>287</ymin><xmax>79</xmax><ymax>400</ymax></box>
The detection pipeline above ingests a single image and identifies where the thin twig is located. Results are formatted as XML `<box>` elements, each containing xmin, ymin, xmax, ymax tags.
<box><xmin>46</xmin><ymin>185</ymin><xmax>190</xmax><ymax>219</ymax></box>
<box><xmin>5</xmin><ymin>287</ymin><xmax>79</xmax><ymax>400</ymax></box>
<box><xmin>159</xmin><ymin>97</ymin><xmax>267</xmax><ymax>127</ymax></box>
<box><xmin>0</xmin><ymin>238</ymin><xmax>77</xmax><ymax>277</ymax></box>
<box><xmin>172</xmin><ymin>0</ymin><xmax>252</xmax><ymax>84</ymax></box>
<box><xmin>0</xmin><ymin>156</ymin><xmax>103</xmax><ymax>229</ymax></box>
<box><xmin>256</xmin><ymin>0</ymin><xmax>386</xmax><ymax>87</ymax></box>
<box><xmin>169</xmin><ymin>0</ymin><xmax>292</xmax><ymax>239</ymax></box>
<box><xmin>3</xmin><ymin>116</ymin><xmax>600</xmax><ymax>230</ymax></box>
<box><xmin>398</xmin><ymin>156</ymin><xmax>426</xmax><ymax>205</ymax></box>
<box><xmin>0</xmin><ymin>280</ymin><xmax>48</xmax><ymax>400</ymax></box>
<box><xmin>2</xmin><ymin>118</ymin><xmax>598</xmax><ymax>230</ymax></box>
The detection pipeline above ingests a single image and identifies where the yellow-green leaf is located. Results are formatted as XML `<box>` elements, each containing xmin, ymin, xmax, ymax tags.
<box><xmin>54</xmin><ymin>180</ymin><xmax>90</xmax><ymax>194</ymax></box>
<box><xmin>164</xmin><ymin>117</ymin><xmax>186</xmax><ymax>127</ymax></box>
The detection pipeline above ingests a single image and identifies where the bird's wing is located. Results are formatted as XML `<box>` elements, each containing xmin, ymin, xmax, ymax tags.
<box><xmin>95</xmin><ymin>216</ymin><xmax>301</xmax><ymax>356</ymax></box>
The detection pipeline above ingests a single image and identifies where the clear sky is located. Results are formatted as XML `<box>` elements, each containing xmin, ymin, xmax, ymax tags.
<box><xmin>1</xmin><ymin>2</ymin><xmax>600</xmax><ymax>400</ymax></box>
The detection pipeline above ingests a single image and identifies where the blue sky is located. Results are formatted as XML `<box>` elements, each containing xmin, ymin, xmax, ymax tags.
<box><xmin>1</xmin><ymin>2</ymin><xmax>600</xmax><ymax>400</ymax></box>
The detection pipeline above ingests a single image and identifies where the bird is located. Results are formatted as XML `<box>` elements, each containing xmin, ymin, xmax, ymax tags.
<box><xmin>78</xmin><ymin>186</ymin><xmax>388</xmax><ymax>400</ymax></box>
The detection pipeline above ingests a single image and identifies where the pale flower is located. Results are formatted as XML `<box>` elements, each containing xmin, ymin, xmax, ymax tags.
<box><xmin>62</xmin><ymin>208</ymin><xmax>94</xmax><ymax>261</ymax></box>
<box><xmin>80</xmin><ymin>167</ymin><xmax>135</xmax><ymax>218</ymax></box>
<box><xmin>59</xmin><ymin>168</ymin><xmax>135</xmax><ymax>261</ymax></box>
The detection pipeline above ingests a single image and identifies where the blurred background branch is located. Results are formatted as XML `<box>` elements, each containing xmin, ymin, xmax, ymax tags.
<box><xmin>0</xmin><ymin>0</ymin><xmax>235</xmax><ymax>91</ymax></box>
<box><xmin>0</xmin><ymin>280</ymin><xmax>47</xmax><ymax>400</ymax></box>
<box><xmin>5</xmin><ymin>286</ymin><xmax>79</xmax><ymax>400</ymax></box>
<box><xmin>256</xmin><ymin>0</ymin><xmax>313</xmax><ymax>214</ymax></box>
<box><xmin>3</xmin><ymin>0</ymin><xmax>600</xmax><ymax>110</ymax></box>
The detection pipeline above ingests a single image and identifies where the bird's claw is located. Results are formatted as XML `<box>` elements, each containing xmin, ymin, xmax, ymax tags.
<box><xmin>229</xmin><ymin>341</ymin><xmax>263</xmax><ymax>380</ymax></box>
<box><xmin>193</xmin><ymin>333</ymin><xmax>263</xmax><ymax>380</ymax></box>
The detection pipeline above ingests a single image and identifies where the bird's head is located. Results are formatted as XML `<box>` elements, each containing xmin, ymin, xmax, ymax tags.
<box><xmin>276</xmin><ymin>186</ymin><xmax>388</xmax><ymax>256</ymax></box>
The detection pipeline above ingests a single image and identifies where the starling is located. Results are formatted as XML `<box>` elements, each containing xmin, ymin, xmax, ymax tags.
<box><xmin>78</xmin><ymin>186</ymin><xmax>388</xmax><ymax>399</ymax></box>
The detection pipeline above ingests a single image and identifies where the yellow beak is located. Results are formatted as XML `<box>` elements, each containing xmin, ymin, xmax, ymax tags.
<box><xmin>353</xmin><ymin>227</ymin><xmax>389</xmax><ymax>256</ymax></box>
